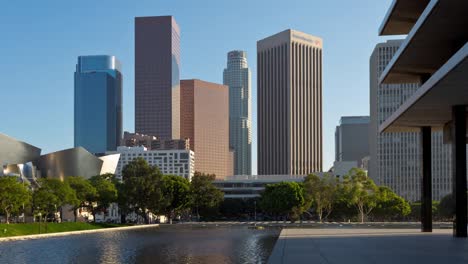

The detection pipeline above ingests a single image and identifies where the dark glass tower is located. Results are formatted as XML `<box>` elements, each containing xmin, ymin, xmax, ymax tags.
<box><xmin>74</xmin><ymin>55</ymin><xmax>123</xmax><ymax>154</ymax></box>
<box><xmin>135</xmin><ymin>16</ymin><xmax>180</xmax><ymax>139</ymax></box>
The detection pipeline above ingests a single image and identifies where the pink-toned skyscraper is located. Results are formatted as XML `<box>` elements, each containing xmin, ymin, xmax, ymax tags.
<box><xmin>180</xmin><ymin>79</ymin><xmax>233</xmax><ymax>179</ymax></box>
<box><xmin>135</xmin><ymin>16</ymin><xmax>180</xmax><ymax>139</ymax></box>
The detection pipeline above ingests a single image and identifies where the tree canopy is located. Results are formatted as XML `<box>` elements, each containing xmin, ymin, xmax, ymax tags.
<box><xmin>0</xmin><ymin>177</ymin><xmax>31</xmax><ymax>224</ymax></box>
<box><xmin>342</xmin><ymin>168</ymin><xmax>378</xmax><ymax>223</ymax></box>
<box><xmin>66</xmin><ymin>176</ymin><xmax>97</xmax><ymax>222</ymax></box>
<box><xmin>190</xmin><ymin>172</ymin><xmax>224</xmax><ymax>221</ymax></box>
<box><xmin>161</xmin><ymin>175</ymin><xmax>191</xmax><ymax>222</ymax></box>
<box><xmin>260</xmin><ymin>181</ymin><xmax>305</xmax><ymax>221</ymax></box>
<box><xmin>303</xmin><ymin>173</ymin><xmax>337</xmax><ymax>222</ymax></box>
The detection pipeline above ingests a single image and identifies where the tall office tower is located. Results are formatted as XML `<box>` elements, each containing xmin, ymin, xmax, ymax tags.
<box><xmin>180</xmin><ymin>79</ymin><xmax>233</xmax><ymax>179</ymax></box>
<box><xmin>257</xmin><ymin>29</ymin><xmax>322</xmax><ymax>175</ymax></box>
<box><xmin>369</xmin><ymin>40</ymin><xmax>452</xmax><ymax>201</ymax></box>
<box><xmin>135</xmin><ymin>16</ymin><xmax>180</xmax><ymax>139</ymax></box>
<box><xmin>74</xmin><ymin>55</ymin><xmax>122</xmax><ymax>154</ymax></box>
<box><xmin>335</xmin><ymin>116</ymin><xmax>370</xmax><ymax>165</ymax></box>
<box><xmin>223</xmin><ymin>50</ymin><xmax>252</xmax><ymax>175</ymax></box>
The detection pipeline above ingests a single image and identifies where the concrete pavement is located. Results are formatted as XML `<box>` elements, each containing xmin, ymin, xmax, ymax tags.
<box><xmin>268</xmin><ymin>228</ymin><xmax>468</xmax><ymax>264</ymax></box>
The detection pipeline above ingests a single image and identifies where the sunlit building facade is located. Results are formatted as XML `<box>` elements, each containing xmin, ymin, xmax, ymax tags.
<box><xmin>257</xmin><ymin>29</ymin><xmax>323</xmax><ymax>175</ymax></box>
<box><xmin>369</xmin><ymin>40</ymin><xmax>452</xmax><ymax>201</ymax></box>
<box><xmin>180</xmin><ymin>79</ymin><xmax>233</xmax><ymax>179</ymax></box>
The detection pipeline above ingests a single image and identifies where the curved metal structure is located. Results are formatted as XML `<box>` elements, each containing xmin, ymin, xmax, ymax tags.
<box><xmin>0</xmin><ymin>133</ymin><xmax>41</xmax><ymax>167</ymax></box>
<box><xmin>34</xmin><ymin>147</ymin><xmax>103</xmax><ymax>180</ymax></box>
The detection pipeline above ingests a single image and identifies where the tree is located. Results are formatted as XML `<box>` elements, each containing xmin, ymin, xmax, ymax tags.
<box><xmin>303</xmin><ymin>173</ymin><xmax>338</xmax><ymax>222</ymax></box>
<box><xmin>33</xmin><ymin>187</ymin><xmax>60</xmax><ymax>222</ymax></box>
<box><xmin>0</xmin><ymin>177</ymin><xmax>31</xmax><ymax>224</ymax></box>
<box><xmin>260</xmin><ymin>182</ymin><xmax>305</xmax><ymax>221</ymax></box>
<box><xmin>409</xmin><ymin>201</ymin><xmax>439</xmax><ymax>221</ymax></box>
<box><xmin>373</xmin><ymin>186</ymin><xmax>411</xmax><ymax>220</ymax></box>
<box><xmin>121</xmin><ymin>158</ymin><xmax>163</xmax><ymax>224</ymax></box>
<box><xmin>190</xmin><ymin>172</ymin><xmax>224</xmax><ymax>221</ymax></box>
<box><xmin>37</xmin><ymin>178</ymin><xmax>78</xmax><ymax>221</ymax></box>
<box><xmin>66</xmin><ymin>176</ymin><xmax>97</xmax><ymax>222</ymax></box>
<box><xmin>160</xmin><ymin>175</ymin><xmax>191</xmax><ymax>223</ymax></box>
<box><xmin>343</xmin><ymin>168</ymin><xmax>378</xmax><ymax>223</ymax></box>
<box><xmin>88</xmin><ymin>175</ymin><xmax>118</xmax><ymax>222</ymax></box>
<box><xmin>438</xmin><ymin>193</ymin><xmax>454</xmax><ymax>220</ymax></box>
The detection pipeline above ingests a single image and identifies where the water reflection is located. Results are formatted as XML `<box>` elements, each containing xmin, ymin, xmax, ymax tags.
<box><xmin>0</xmin><ymin>226</ymin><xmax>280</xmax><ymax>264</ymax></box>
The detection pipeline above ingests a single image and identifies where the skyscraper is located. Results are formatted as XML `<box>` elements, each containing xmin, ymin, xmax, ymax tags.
<box><xmin>223</xmin><ymin>50</ymin><xmax>252</xmax><ymax>175</ymax></box>
<box><xmin>335</xmin><ymin>116</ymin><xmax>370</xmax><ymax>166</ymax></box>
<box><xmin>180</xmin><ymin>79</ymin><xmax>233</xmax><ymax>179</ymax></box>
<box><xmin>135</xmin><ymin>16</ymin><xmax>180</xmax><ymax>139</ymax></box>
<box><xmin>74</xmin><ymin>55</ymin><xmax>122</xmax><ymax>154</ymax></box>
<box><xmin>369</xmin><ymin>40</ymin><xmax>452</xmax><ymax>201</ymax></box>
<box><xmin>257</xmin><ymin>29</ymin><xmax>323</xmax><ymax>175</ymax></box>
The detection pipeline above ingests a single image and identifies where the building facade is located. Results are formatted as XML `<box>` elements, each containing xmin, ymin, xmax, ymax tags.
<box><xmin>369</xmin><ymin>40</ymin><xmax>452</xmax><ymax>201</ymax></box>
<box><xmin>180</xmin><ymin>79</ymin><xmax>233</xmax><ymax>179</ymax></box>
<box><xmin>109</xmin><ymin>146</ymin><xmax>194</xmax><ymax>181</ymax></box>
<box><xmin>223</xmin><ymin>50</ymin><xmax>252</xmax><ymax>175</ymax></box>
<box><xmin>74</xmin><ymin>55</ymin><xmax>122</xmax><ymax>154</ymax></box>
<box><xmin>257</xmin><ymin>29</ymin><xmax>323</xmax><ymax>175</ymax></box>
<box><xmin>122</xmin><ymin>131</ymin><xmax>189</xmax><ymax>150</ymax></box>
<box><xmin>1</xmin><ymin>133</ymin><xmax>119</xmax><ymax>185</ymax></box>
<box><xmin>135</xmin><ymin>16</ymin><xmax>180</xmax><ymax>139</ymax></box>
<box><xmin>213</xmin><ymin>175</ymin><xmax>306</xmax><ymax>199</ymax></box>
<box><xmin>335</xmin><ymin>116</ymin><xmax>370</xmax><ymax>166</ymax></box>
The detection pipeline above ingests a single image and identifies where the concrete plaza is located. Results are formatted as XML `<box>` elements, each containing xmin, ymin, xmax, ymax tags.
<box><xmin>268</xmin><ymin>228</ymin><xmax>468</xmax><ymax>264</ymax></box>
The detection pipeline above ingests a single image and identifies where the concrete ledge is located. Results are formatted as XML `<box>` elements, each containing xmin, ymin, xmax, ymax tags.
<box><xmin>0</xmin><ymin>224</ymin><xmax>159</xmax><ymax>243</ymax></box>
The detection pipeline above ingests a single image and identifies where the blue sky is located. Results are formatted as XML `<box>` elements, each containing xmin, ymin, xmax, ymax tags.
<box><xmin>0</xmin><ymin>0</ymin><xmax>396</xmax><ymax>173</ymax></box>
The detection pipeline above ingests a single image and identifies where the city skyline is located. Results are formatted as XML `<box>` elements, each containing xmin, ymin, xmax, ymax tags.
<box><xmin>0</xmin><ymin>0</ymin><xmax>396</xmax><ymax>173</ymax></box>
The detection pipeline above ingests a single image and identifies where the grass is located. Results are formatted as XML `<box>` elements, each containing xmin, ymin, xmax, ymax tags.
<box><xmin>0</xmin><ymin>222</ymin><xmax>127</xmax><ymax>238</ymax></box>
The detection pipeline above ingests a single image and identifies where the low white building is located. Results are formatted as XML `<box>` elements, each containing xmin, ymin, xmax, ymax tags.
<box><xmin>107</xmin><ymin>146</ymin><xmax>195</xmax><ymax>181</ymax></box>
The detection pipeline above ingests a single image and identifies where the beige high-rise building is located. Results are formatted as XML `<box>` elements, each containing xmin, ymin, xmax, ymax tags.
<box><xmin>180</xmin><ymin>79</ymin><xmax>233</xmax><ymax>179</ymax></box>
<box><xmin>257</xmin><ymin>29</ymin><xmax>323</xmax><ymax>175</ymax></box>
<box><xmin>369</xmin><ymin>40</ymin><xmax>452</xmax><ymax>201</ymax></box>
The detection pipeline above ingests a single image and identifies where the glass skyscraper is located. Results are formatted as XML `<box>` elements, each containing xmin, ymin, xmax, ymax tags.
<box><xmin>74</xmin><ymin>55</ymin><xmax>123</xmax><ymax>154</ymax></box>
<box><xmin>223</xmin><ymin>51</ymin><xmax>252</xmax><ymax>175</ymax></box>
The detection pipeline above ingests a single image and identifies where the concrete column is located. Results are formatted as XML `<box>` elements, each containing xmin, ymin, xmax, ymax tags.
<box><xmin>452</xmin><ymin>105</ymin><xmax>467</xmax><ymax>237</ymax></box>
<box><xmin>421</xmin><ymin>126</ymin><xmax>432</xmax><ymax>232</ymax></box>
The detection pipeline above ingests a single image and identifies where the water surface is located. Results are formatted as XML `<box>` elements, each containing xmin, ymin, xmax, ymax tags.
<box><xmin>0</xmin><ymin>225</ymin><xmax>280</xmax><ymax>264</ymax></box>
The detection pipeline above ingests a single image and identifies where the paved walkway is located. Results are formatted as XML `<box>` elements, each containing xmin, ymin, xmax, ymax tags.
<box><xmin>268</xmin><ymin>228</ymin><xmax>468</xmax><ymax>264</ymax></box>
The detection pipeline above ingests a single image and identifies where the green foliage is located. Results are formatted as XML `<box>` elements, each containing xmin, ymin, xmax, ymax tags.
<box><xmin>0</xmin><ymin>222</ymin><xmax>127</xmax><ymax>238</ymax></box>
<box><xmin>190</xmin><ymin>172</ymin><xmax>224</xmax><ymax>220</ymax></box>
<box><xmin>34</xmin><ymin>178</ymin><xmax>78</xmax><ymax>221</ymax></box>
<box><xmin>373</xmin><ymin>186</ymin><xmax>411</xmax><ymax>220</ymax></box>
<box><xmin>33</xmin><ymin>188</ymin><xmax>60</xmax><ymax>221</ymax></box>
<box><xmin>120</xmin><ymin>158</ymin><xmax>163</xmax><ymax>223</ymax></box>
<box><xmin>303</xmin><ymin>173</ymin><xmax>338</xmax><ymax>222</ymax></box>
<box><xmin>342</xmin><ymin>168</ymin><xmax>378</xmax><ymax>223</ymax></box>
<box><xmin>38</xmin><ymin>178</ymin><xmax>78</xmax><ymax>208</ymax></box>
<box><xmin>0</xmin><ymin>177</ymin><xmax>31</xmax><ymax>224</ymax></box>
<box><xmin>438</xmin><ymin>193</ymin><xmax>454</xmax><ymax>219</ymax></box>
<box><xmin>161</xmin><ymin>175</ymin><xmax>191</xmax><ymax>221</ymax></box>
<box><xmin>409</xmin><ymin>201</ymin><xmax>439</xmax><ymax>220</ymax></box>
<box><xmin>66</xmin><ymin>176</ymin><xmax>97</xmax><ymax>221</ymax></box>
<box><xmin>88</xmin><ymin>175</ymin><xmax>118</xmax><ymax>221</ymax></box>
<box><xmin>260</xmin><ymin>181</ymin><xmax>305</xmax><ymax>221</ymax></box>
